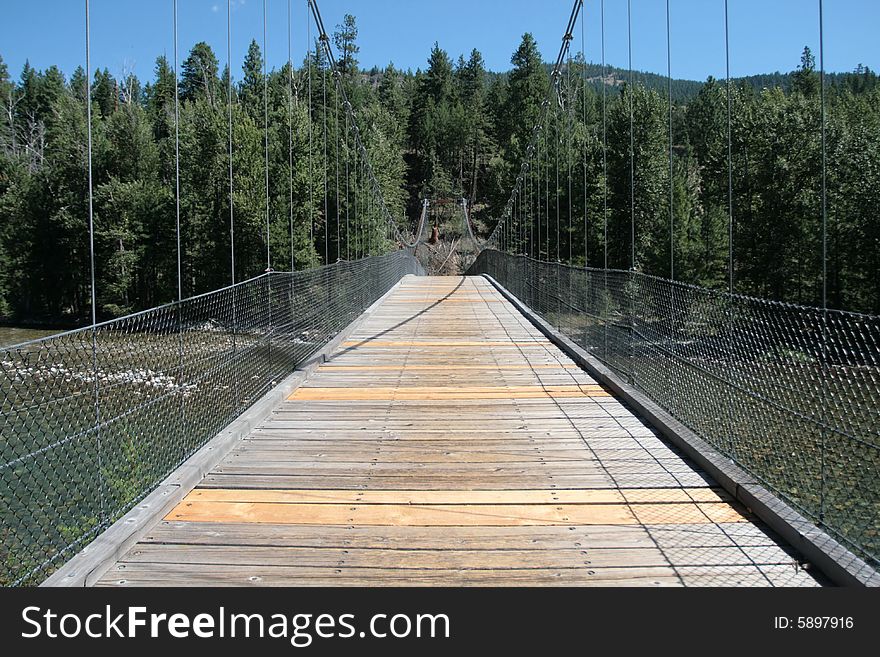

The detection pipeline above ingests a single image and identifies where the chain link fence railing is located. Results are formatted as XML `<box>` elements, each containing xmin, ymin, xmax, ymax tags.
<box><xmin>0</xmin><ymin>250</ymin><xmax>423</xmax><ymax>586</ymax></box>
<box><xmin>469</xmin><ymin>249</ymin><xmax>879</xmax><ymax>569</ymax></box>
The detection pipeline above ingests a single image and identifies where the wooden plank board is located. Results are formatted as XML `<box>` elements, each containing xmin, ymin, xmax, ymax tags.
<box><xmin>97</xmin><ymin>563</ymin><xmax>684</xmax><ymax>587</ymax></box>
<box><xmin>143</xmin><ymin>522</ymin><xmax>658</xmax><ymax>550</ymax></box>
<box><xmin>95</xmin><ymin>275</ymin><xmax>821</xmax><ymax>588</ymax></box>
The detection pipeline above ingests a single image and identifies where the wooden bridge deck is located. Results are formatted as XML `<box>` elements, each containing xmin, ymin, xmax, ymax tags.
<box><xmin>99</xmin><ymin>276</ymin><xmax>824</xmax><ymax>586</ymax></box>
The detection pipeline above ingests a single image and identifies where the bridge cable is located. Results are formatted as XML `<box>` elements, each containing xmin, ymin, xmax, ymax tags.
<box><xmin>601</xmin><ymin>0</ymin><xmax>608</xmax><ymax>273</ymax></box>
<box><xmin>580</xmin><ymin>5</ymin><xmax>587</xmax><ymax>268</ymax></box>
<box><xmin>226</xmin><ymin>4</ymin><xmax>236</xmax><ymax>279</ymax></box>
<box><xmin>173</xmin><ymin>0</ymin><xmax>182</xmax><ymax>303</ymax></box>
<box><xmin>818</xmin><ymin>0</ymin><xmax>828</xmax><ymax>520</ymax></box>
<box><xmin>322</xmin><ymin>56</ymin><xmax>329</xmax><ymax>264</ymax></box>
<box><xmin>264</xmin><ymin>0</ymin><xmax>271</xmax><ymax>272</ymax></box>
<box><xmin>263</xmin><ymin>0</ymin><xmax>273</xmax><ymax>376</ymax></box>
<box><xmin>628</xmin><ymin>0</ymin><xmax>636</xmax><ymax>384</ymax></box>
<box><xmin>345</xmin><ymin>96</ymin><xmax>351</xmax><ymax>260</ymax></box>
<box><xmin>540</xmin><ymin>123</ymin><xmax>544</xmax><ymax>257</ymax></box>
<box><xmin>555</xmin><ymin>72</ymin><xmax>561</xmax><ymax>262</ymax></box>
<box><xmin>288</xmin><ymin>0</ymin><xmax>295</xmax><ymax>273</ymax></box>
<box><xmin>628</xmin><ymin>0</ymin><xmax>635</xmax><ymax>271</ymax></box>
<box><xmin>667</xmin><ymin>0</ymin><xmax>674</xmax><ymax>280</ymax></box>
<box><xmin>307</xmin><ymin>11</ymin><xmax>314</xmax><ymax>244</ymax></box>
<box><xmin>335</xmin><ymin>76</ymin><xmax>341</xmax><ymax>261</ymax></box>
<box><xmin>545</xmin><ymin>105</ymin><xmax>550</xmax><ymax>259</ymax></box>
<box><xmin>567</xmin><ymin>39</ymin><xmax>573</xmax><ymax>265</ymax></box>
<box><xmin>173</xmin><ymin>0</ymin><xmax>187</xmax><ymax>460</ymax></box>
<box><xmin>724</xmin><ymin>0</ymin><xmax>734</xmax><ymax>293</ymax></box>
<box><xmin>84</xmin><ymin>0</ymin><xmax>105</xmax><ymax>520</ymax></box>
<box><xmin>227</xmin><ymin>0</ymin><xmax>240</xmax><ymax>410</ymax></box>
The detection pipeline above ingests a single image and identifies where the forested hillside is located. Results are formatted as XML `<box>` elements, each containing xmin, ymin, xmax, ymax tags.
<box><xmin>1</xmin><ymin>15</ymin><xmax>878</xmax><ymax>325</ymax></box>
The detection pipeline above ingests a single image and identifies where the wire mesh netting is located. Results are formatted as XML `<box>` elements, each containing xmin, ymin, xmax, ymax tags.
<box><xmin>0</xmin><ymin>251</ymin><xmax>423</xmax><ymax>586</ymax></box>
<box><xmin>469</xmin><ymin>249</ymin><xmax>879</xmax><ymax>569</ymax></box>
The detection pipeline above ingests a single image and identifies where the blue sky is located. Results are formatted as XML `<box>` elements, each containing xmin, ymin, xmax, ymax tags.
<box><xmin>1</xmin><ymin>1</ymin><xmax>876</xmax><ymax>85</ymax></box>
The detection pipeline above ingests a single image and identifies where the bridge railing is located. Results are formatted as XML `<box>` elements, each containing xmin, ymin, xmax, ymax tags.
<box><xmin>470</xmin><ymin>249</ymin><xmax>879</xmax><ymax>569</ymax></box>
<box><xmin>0</xmin><ymin>250</ymin><xmax>423</xmax><ymax>586</ymax></box>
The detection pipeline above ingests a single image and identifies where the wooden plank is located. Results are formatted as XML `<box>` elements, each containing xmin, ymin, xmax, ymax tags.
<box><xmin>317</xmin><ymin>364</ymin><xmax>582</xmax><ymax>371</ymax></box>
<box><xmin>340</xmin><ymin>340</ymin><xmax>551</xmax><ymax>347</ymax></box>
<box><xmin>185</xmin><ymin>488</ymin><xmax>628</xmax><ymax>505</ymax></box>
<box><xmin>97</xmin><ymin>563</ymin><xmax>684</xmax><ymax>587</ymax></box>
<box><xmin>119</xmin><ymin>544</ymin><xmax>671</xmax><ymax>569</ymax></box>
<box><xmin>165</xmin><ymin>501</ymin><xmax>640</xmax><ymax>526</ymax></box>
<box><xmin>289</xmin><ymin>386</ymin><xmax>611</xmax><ymax>401</ymax></box>
<box><xmin>142</xmin><ymin>522</ymin><xmax>658</xmax><ymax>550</ymax></box>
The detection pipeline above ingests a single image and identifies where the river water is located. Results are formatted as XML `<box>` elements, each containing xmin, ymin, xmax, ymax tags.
<box><xmin>0</xmin><ymin>326</ymin><xmax>66</xmax><ymax>348</ymax></box>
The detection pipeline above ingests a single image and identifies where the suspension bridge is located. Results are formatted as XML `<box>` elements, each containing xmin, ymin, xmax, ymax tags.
<box><xmin>1</xmin><ymin>0</ymin><xmax>877</xmax><ymax>588</ymax></box>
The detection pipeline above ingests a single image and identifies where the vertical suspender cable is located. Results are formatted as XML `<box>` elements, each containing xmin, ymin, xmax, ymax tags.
<box><xmin>627</xmin><ymin>0</ymin><xmax>635</xmax><ymax>385</ymax></box>
<box><xmin>723</xmin><ymin>0</ymin><xmax>735</xmax><ymax>454</ymax></box>
<box><xmin>819</xmin><ymin>0</ymin><xmax>827</xmax><ymax>314</ymax></box>
<box><xmin>601</xmin><ymin>0</ymin><xmax>608</xmax><ymax>361</ymax></box>
<box><xmin>545</xmin><ymin>119</ymin><xmax>550</xmax><ymax>259</ymax></box>
<box><xmin>581</xmin><ymin>3</ymin><xmax>587</xmax><ymax>268</ymax></box>
<box><xmin>345</xmin><ymin>107</ymin><xmax>350</xmax><ymax>260</ymax></box>
<box><xmin>567</xmin><ymin>44</ymin><xmax>573</xmax><ymax>264</ymax></box>
<box><xmin>228</xmin><ymin>0</ymin><xmax>235</xmax><ymax>286</ymax></box>
<box><xmin>262</xmin><ymin>0</ymin><xmax>273</xmax><ymax>379</ymax></box>
<box><xmin>85</xmin><ymin>0</ymin><xmax>104</xmax><ymax>519</ymax></box>
<box><xmin>85</xmin><ymin>1</ymin><xmax>96</xmax><ymax>327</ymax></box>
<box><xmin>307</xmin><ymin>4</ymin><xmax>314</xmax><ymax>245</ymax></box>
<box><xmin>667</xmin><ymin>0</ymin><xmax>674</xmax><ymax>280</ymax></box>
<box><xmin>628</xmin><ymin>0</ymin><xmax>635</xmax><ymax>271</ymax></box>
<box><xmin>555</xmin><ymin>79</ymin><xmax>561</xmax><ymax>262</ymax></box>
<box><xmin>724</xmin><ymin>0</ymin><xmax>733</xmax><ymax>293</ymax></box>
<box><xmin>173</xmin><ymin>0</ymin><xmax>186</xmax><ymax>456</ymax></box>
<box><xmin>228</xmin><ymin>0</ymin><xmax>240</xmax><ymax>409</ymax></box>
<box><xmin>288</xmin><ymin>0</ymin><xmax>294</xmax><ymax>273</ymax></box>
<box><xmin>818</xmin><ymin>0</ymin><xmax>828</xmax><ymax>521</ymax></box>
<box><xmin>601</xmin><ymin>0</ymin><xmax>607</xmax><ymax>272</ymax></box>
<box><xmin>263</xmin><ymin>0</ymin><xmax>271</xmax><ymax>271</ymax></box>
<box><xmin>322</xmin><ymin>62</ymin><xmax>329</xmax><ymax>264</ymax></box>
<box><xmin>335</xmin><ymin>82</ymin><xmax>340</xmax><ymax>261</ymax></box>
<box><xmin>173</xmin><ymin>0</ymin><xmax>182</xmax><ymax>302</ymax></box>
<box><xmin>533</xmin><ymin>149</ymin><xmax>538</xmax><ymax>257</ymax></box>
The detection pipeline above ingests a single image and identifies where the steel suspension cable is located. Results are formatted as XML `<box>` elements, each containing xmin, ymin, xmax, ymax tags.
<box><xmin>227</xmin><ymin>0</ymin><xmax>239</xmax><ymax>411</ymax></box>
<box><xmin>818</xmin><ymin>0</ymin><xmax>829</xmax><ymax>520</ymax></box>
<box><xmin>566</xmin><ymin>44</ymin><xmax>573</xmax><ymax>264</ymax></box>
<box><xmin>345</xmin><ymin>105</ymin><xmax>350</xmax><ymax>260</ymax></box>
<box><xmin>173</xmin><ymin>0</ymin><xmax>186</xmax><ymax>460</ymax></box>
<box><xmin>545</xmin><ymin>109</ymin><xmax>550</xmax><ymax>259</ymax></box>
<box><xmin>227</xmin><ymin>0</ymin><xmax>236</xmax><ymax>285</ymax></box>
<box><xmin>288</xmin><ymin>0</ymin><xmax>294</xmax><ymax>273</ymax></box>
<box><xmin>628</xmin><ymin>0</ymin><xmax>635</xmax><ymax>271</ymax></box>
<box><xmin>724</xmin><ymin>0</ymin><xmax>733</xmax><ymax>293</ymax></box>
<box><xmin>580</xmin><ymin>4</ymin><xmax>587</xmax><ymax>267</ymax></box>
<box><xmin>667</xmin><ymin>0</ymin><xmax>674</xmax><ymax>280</ymax></box>
<box><xmin>84</xmin><ymin>0</ymin><xmax>104</xmax><ymax>518</ymax></box>
<box><xmin>307</xmin><ymin>11</ymin><xmax>314</xmax><ymax>245</ymax></box>
<box><xmin>173</xmin><ymin>0</ymin><xmax>182</xmax><ymax>302</ymax></box>
<box><xmin>335</xmin><ymin>78</ymin><xmax>340</xmax><ymax>261</ymax></box>
<box><xmin>602</xmin><ymin>0</ymin><xmax>608</xmax><ymax>271</ymax></box>
<box><xmin>819</xmin><ymin>0</ymin><xmax>827</xmax><ymax>312</ymax></box>
<box><xmin>555</xmin><ymin>81</ymin><xmax>561</xmax><ymax>262</ymax></box>
<box><xmin>263</xmin><ymin>0</ymin><xmax>271</xmax><ymax>271</ymax></box>
<box><xmin>537</xmin><ymin>127</ymin><xmax>542</xmax><ymax>257</ymax></box>
<box><xmin>322</xmin><ymin>60</ymin><xmax>328</xmax><ymax>264</ymax></box>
